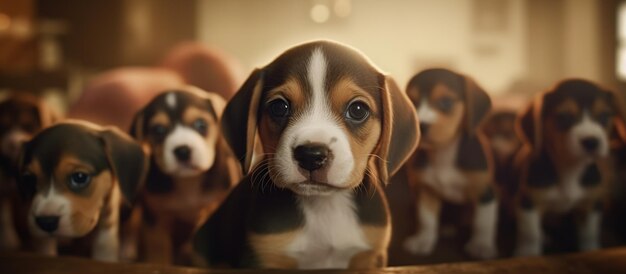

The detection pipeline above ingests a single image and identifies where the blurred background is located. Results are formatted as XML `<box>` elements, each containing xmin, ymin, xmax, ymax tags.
<box><xmin>1</xmin><ymin>0</ymin><xmax>625</xmax><ymax>266</ymax></box>
<box><xmin>0</xmin><ymin>0</ymin><xmax>622</xmax><ymax>110</ymax></box>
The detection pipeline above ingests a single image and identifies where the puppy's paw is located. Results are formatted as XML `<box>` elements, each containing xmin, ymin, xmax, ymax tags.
<box><xmin>403</xmin><ymin>232</ymin><xmax>436</xmax><ymax>255</ymax></box>
<box><xmin>514</xmin><ymin>242</ymin><xmax>542</xmax><ymax>257</ymax></box>
<box><xmin>465</xmin><ymin>238</ymin><xmax>497</xmax><ymax>259</ymax></box>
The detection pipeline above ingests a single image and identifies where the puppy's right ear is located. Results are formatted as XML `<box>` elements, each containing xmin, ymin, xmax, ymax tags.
<box><xmin>129</xmin><ymin>110</ymin><xmax>144</xmax><ymax>140</ymax></box>
<box><xmin>221</xmin><ymin>69</ymin><xmax>264</xmax><ymax>174</ymax></box>
<box><xmin>16</xmin><ymin>141</ymin><xmax>36</xmax><ymax>200</ymax></box>
<box><xmin>517</xmin><ymin>95</ymin><xmax>543</xmax><ymax>151</ymax></box>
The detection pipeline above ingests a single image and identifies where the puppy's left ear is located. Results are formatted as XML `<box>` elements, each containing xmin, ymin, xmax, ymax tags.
<box><xmin>203</xmin><ymin>92</ymin><xmax>227</xmax><ymax>120</ymax></box>
<box><xmin>376</xmin><ymin>75</ymin><xmax>420</xmax><ymax>183</ymax></box>
<box><xmin>464</xmin><ymin>76</ymin><xmax>492</xmax><ymax>133</ymax></box>
<box><xmin>606</xmin><ymin>89</ymin><xmax>626</xmax><ymax>146</ymax></box>
<box><xmin>100</xmin><ymin>128</ymin><xmax>148</xmax><ymax>204</ymax></box>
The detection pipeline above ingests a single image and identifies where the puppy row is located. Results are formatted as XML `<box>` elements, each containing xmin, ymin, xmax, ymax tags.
<box><xmin>1</xmin><ymin>40</ymin><xmax>623</xmax><ymax>270</ymax></box>
<box><xmin>402</xmin><ymin>68</ymin><xmax>626</xmax><ymax>259</ymax></box>
<box><xmin>0</xmin><ymin>41</ymin><xmax>420</xmax><ymax>270</ymax></box>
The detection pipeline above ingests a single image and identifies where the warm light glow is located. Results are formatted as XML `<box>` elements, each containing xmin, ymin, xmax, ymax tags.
<box><xmin>334</xmin><ymin>0</ymin><xmax>352</xmax><ymax>18</ymax></box>
<box><xmin>310</xmin><ymin>4</ymin><xmax>330</xmax><ymax>23</ymax></box>
<box><xmin>0</xmin><ymin>13</ymin><xmax>11</xmax><ymax>32</ymax></box>
<box><xmin>617</xmin><ymin>2</ymin><xmax>626</xmax><ymax>80</ymax></box>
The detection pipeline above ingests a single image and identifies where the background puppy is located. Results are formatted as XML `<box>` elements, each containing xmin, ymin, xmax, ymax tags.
<box><xmin>193</xmin><ymin>40</ymin><xmax>419</xmax><ymax>270</ymax></box>
<box><xmin>513</xmin><ymin>79</ymin><xmax>626</xmax><ymax>256</ymax></box>
<box><xmin>0</xmin><ymin>94</ymin><xmax>58</xmax><ymax>252</ymax></box>
<box><xmin>129</xmin><ymin>87</ymin><xmax>240</xmax><ymax>265</ymax></box>
<box><xmin>403</xmin><ymin>68</ymin><xmax>497</xmax><ymax>259</ymax></box>
<box><xmin>482</xmin><ymin>110</ymin><xmax>522</xmax><ymax>198</ymax></box>
<box><xmin>17</xmin><ymin>121</ymin><xmax>147</xmax><ymax>262</ymax></box>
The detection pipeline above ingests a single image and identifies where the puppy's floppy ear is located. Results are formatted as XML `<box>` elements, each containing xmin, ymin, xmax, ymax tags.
<box><xmin>203</xmin><ymin>92</ymin><xmax>227</xmax><ymax>120</ymax></box>
<box><xmin>129</xmin><ymin>108</ymin><xmax>145</xmax><ymax>140</ymax></box>
<box><xmin>464</xmin><ymin>76</ymin><xmax>492</xmax><ymax>133</ymax></box>
<box><xmin>606</xmin><ymin>89</ymin><xmax>626</xmax><ymax>146</ymax></box>
<box><xmin>221</xmin><ymin>69</ymin><xmax>264</xmax><ymax>174</ymax></box>
<box><xmin>99</xmin><ymin>128</ymin><xmax>148</xmax><ymax>204</ymax></box>
<box><xmin>516</xmin><ymin>95</ymin><xmax>544</xmax><ymax>151</ymax></box>
<box><xmin>375</xmin><ymin>75</ymin><xmax>420</xmax><ymax>184</ymax></box>
<box><xmin>16</xmin><ymin>141</ymin><xmax>36</xmax><ymax>200</ymax></box>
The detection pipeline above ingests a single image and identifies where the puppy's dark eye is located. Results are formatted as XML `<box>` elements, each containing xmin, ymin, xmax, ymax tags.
<box><xmin>436</xmin><ymin>97</ymin><xmax>455</xmax><ymax>113</ymax></box>
<box><xmin>268</xmin><ymin>98</ymin><xmax>290</xmax><ymax>119</ymax></box>
<box><xmin>555</xmin><ymin>113</ymin><xmax>577</xmax><ymax>130</ymax></box>
<box><xmin>597</xmin><ymin>112</ymin><xmax>612</xmax><ymax>126</ymax></box>
<box><xmin>68</xmin><ymin>172</ymin><xmax>91</xmax><ymax>191</ymax></box>
<box><xmin>150</xmin><ymin>124</ymin><xmax>168</xmax><ymax>139</ymax></box>
<box><xmin>346</xmin><ymin>101</ymin><xmax>370</xmax><ymax>122</ymax></box>
<box><xmin>192</xmin><ymin>118</ymin><xmax>208</xmax><ymax>135</ymax></box>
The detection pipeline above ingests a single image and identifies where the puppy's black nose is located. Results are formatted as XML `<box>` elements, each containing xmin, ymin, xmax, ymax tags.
<box><xmin>294</xmin><ymin>144</ymin><xmax>329</xmax><ymax>171</ymax></box>
<box><xmin>174</xmin><ymin>145</ymin><xmax>192</xmax><ymax>162</ymax></box>
<box><xmin>581</xmin><ymin>137</ymin><xmax>599</xmax><ymax>152</ymax></box>
<box><xmin>419</xmin><ymin>123</ymin><xmax>431</xmax><ymax>135</ymax></box>
<box><xmin>35</xmin><ymin>216</ymin><xmax>59</xmax><ymax>233</ymax></box>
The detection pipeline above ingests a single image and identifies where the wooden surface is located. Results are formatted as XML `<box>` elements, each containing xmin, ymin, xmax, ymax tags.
<box><xmin>1</xmin><ymin>248</ymin><xmax>626</xmax><ymax>274</ymax></box>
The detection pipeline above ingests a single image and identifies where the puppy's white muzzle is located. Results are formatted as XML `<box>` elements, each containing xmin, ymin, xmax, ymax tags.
<box><xmin>162</xmin><ymin>125</ymin><xmax>215</xmax><ymax>177</ymax></box>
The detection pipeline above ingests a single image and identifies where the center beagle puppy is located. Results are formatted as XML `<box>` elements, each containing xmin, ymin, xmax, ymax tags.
<box><xmin>192</xmin><ymin>40</ymin><xmax>419</xmax><ymax>269</ymax></box>
<box><xmin>513</xmin><ymin>79</ymin><xmax>626</xmax><ymax>256</ymax></box>
<box><xmin>129</xmin><ymin>87</ymin><xmax>241</xmax><ymax>264</ymax></box>
<box><xmin>402</xmin><ymin>68</ymin><xmax>497</xmax><ymax>259</ymax></box>
<box><xmin>17</xmin><ymin>121</ymin><xmax>147</xmax><ymax>262</ymax></box>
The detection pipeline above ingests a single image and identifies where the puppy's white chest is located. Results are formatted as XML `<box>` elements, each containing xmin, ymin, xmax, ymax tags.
<box><xmin>422</xmin><ymin>139</ymin><xmax>467</xmax><ymax>203</ymax></box>
<box><xmin>543</xmin><ymin>162</ymin><xmax>589</xmax><ymax>213</ymax></box>
<box><xmin>286</xmin><ymin>192</ymin><xmax>369</xmax><ymax>269</ymax></box>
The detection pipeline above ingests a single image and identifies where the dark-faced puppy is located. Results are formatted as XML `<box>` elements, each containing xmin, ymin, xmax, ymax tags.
<box><xmin>17</xmin><ymin>121</ymin><xmax>147</xmax><ymax>262</ymax></box>
<box><xmin>514</xmin><ymin>79</ymin><xmax>626</xmax><ymax>256</ymax></box>
<box><xmin>0</xmin><ymin>94</ymin><xmax>58</xmax><ymax>252</ymax></box>
<box><xmin>402</xmin><ymin>68</ymin><xmax>497</xmax><ymax>259</ymax></box>
<box><xmin>193</xmin><ymin>41</ymin><xmax>419</xmax><ymax>270</ymax></box>
<box><xmin>129</xmin><ymin>87</ymin><xmax>240</xmax><ymax>265</ymax></box>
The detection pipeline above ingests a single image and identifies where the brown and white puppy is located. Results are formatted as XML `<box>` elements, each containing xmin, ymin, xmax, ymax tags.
<box><xmin>403</xmin><ymin>68</ymin><xmax>497</xmax><ymax>259</ymax></box>
<box><xmin>513</xmin><ymin>79</ymin><xmax>626</xmax><ymax>256</ymax></box>
<box><xmin>17</xmin><ymin>121</ymin><xmax>147</xmax><ymax>262</ymax></box>
<box><xmin>192</xmin><ymin>41</ymin><xmax>419</xmax><ymax>269</ymax></box>
<box><xmin>0</xmin><ymin>94</ymin><xmax>58</xmax><ymax>252</ymax></box>
<box><xmin>482</xmin><ymin>110</ymin><xmax>522</xmax><ymax>197</ymax></box>
<box><xmin>129</xmin><ymin>87</ymin><xmax>240</xmax><ymax>265</ymax></box>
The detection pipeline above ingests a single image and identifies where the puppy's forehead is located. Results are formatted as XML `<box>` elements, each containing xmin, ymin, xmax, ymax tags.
<box><xmin>407</xmin><ymin>69</ymin><xmax>465</xmax><ymax>98</ymax></box>
<box><xmin>263</xmin><ymin>41</ymin><xmax>382</xmax><ymax>97</ymax></box>
<box><xmin>144</xmin><ymin>91</ymin><xmax>213</xmax><ymax>122</ymax></box>
<box><xmin>543</xmin><ymin>80</ymin><xmax>610</xmax><ymax>113</ymax></box>
<box><xmin>23</xmin><ymin>124</ymin><xmax>108</xmax><ymax>176</ymax></box>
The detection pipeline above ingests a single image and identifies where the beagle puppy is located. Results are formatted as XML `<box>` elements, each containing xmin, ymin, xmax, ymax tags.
<box><xmin>0</xmin><ymin>94</ymin><xmax>58</xmax><ymax>252</ymax></box>
<box><xmin>17</xmin><ymin>121</ymin><xmax>148</xmax><ymax>262</ymax></box>
<box><xmin>129</xmin><ymin>87</ymin><xmax>241</xmax><ymax>264</ymax></box>
<box><xmin>513</xmin><ymin>79</ymin><xmax>626</xmax><ymax>256</ymax></box>
<box><xmin>402</xmin><ymin>68</ymin><xmax>497</xmax><ymax>259</ymax></box>
<box><xmin>482</xmin><ymin>110</ymin><xmax>522</xmax><ymax>196</ymax></box>
<box><xmin>192</xmin><ymin>40</ymin><xmax>419</xmax><ymax>269</ymax></box>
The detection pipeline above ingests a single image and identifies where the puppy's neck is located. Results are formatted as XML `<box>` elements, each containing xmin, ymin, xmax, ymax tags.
<box><xmin>423</xmin><ymin>135</ymin><xmax>461</xmax><ymax>164</ymax></box>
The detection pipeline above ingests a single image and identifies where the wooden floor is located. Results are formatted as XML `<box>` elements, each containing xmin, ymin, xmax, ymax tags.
<box><xmin>1</xmin><ymin>248</ymin><xmax>626</xmax><ymax>274</ymax></box>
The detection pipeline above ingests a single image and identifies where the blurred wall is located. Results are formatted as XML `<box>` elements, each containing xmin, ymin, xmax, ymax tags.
<box><xmin>197</xmin><ymin>0</ymin><xmax>528</xmax><ymax>95</ymax></box>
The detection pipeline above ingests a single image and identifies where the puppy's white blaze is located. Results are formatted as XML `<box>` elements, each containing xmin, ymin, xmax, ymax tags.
<box><xmin>567</xmin><ymin>112</ymin><xmax>609</xmax><ymax>158</ymax></box>
<box><xmin>276</xmin><ymin>48</ymin><xmax>355</xmax><ymax>189</ymax></box>
<box><xmin>162</xmin><ymin>124</ymin><xmax>216</xmax><ymax>177</ymax></box>
<box><xmin>30</xmin><ymin>182</ymin><xmax>74</xmax><ymax>236</ymax></box>
<box><xmin>308</xmin><ymin>47</ymin><xmax>327</xmax><ymax>107</ymax></box>
<box><xmin>286</xmin><ymin>191</ymin><xmax>369</xmax><ymax>269</ymax></box>
<box><xmin>417</xmin><ymin>101</ymin><xmax>438</xmax><ymax>124</ymax></box>
<box><xmin>166</xmin><ymin>92</ymin><xmax>177</xmax><ymax>109</ymax></box>
<box><xmin>578</xmin><ymin>211</ymin><xmax>601</xmax><ymax>251</ymax></box>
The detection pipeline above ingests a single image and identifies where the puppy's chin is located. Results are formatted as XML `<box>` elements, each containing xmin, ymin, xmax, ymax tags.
<box><xmin>287</xmin><ymin>182</ymin><xmax>344</xmax><ymax>196</ymax></box>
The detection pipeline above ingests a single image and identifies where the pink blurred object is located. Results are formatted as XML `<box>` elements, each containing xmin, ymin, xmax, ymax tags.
<box><xmin>68</xmin><ymin>43</ymin><xmax>243</xmax><ymax>132</ymax></box>
<box><xmin>161</xmin><ymin>42</ymin><xmax>242</xmax><ymax>100</ymax></box>
<box><xmin>68</xmin><ymin>67</ymin><xmax>184</xmax><ymax>131</ymax></box>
